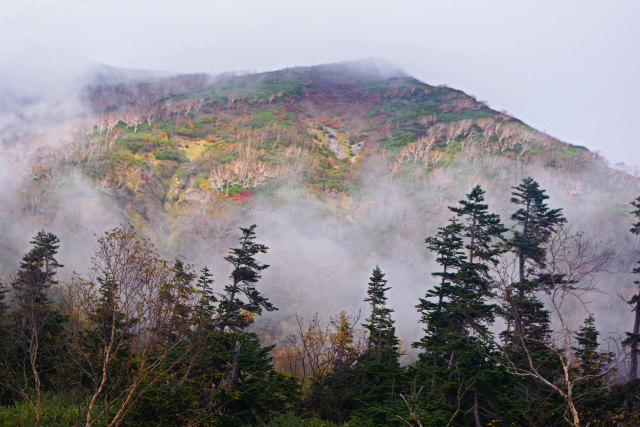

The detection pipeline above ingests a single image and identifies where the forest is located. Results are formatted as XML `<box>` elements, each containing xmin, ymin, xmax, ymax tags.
<box><xmin>1</xmin><ymin>177</ymin><xmax>639</xmax><ymax>426</ymax></box>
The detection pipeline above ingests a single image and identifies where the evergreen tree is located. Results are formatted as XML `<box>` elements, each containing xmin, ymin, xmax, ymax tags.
<box><xmin>349</xmin><ymin>266</ymin><xmax>402</xmax><ymax>425</ymax></box>
<box><xmin>506</xmin><ymin>177</ymin><xmax>566</xmax><ymax>349</ymax></box>
<box><xmin>572</xmin><ymin>314</ymin><xmax>616</xmax><ymax>424</ymax></box>
<box><xmin>624</xmin><ymin>196</ymin><xmax>640</xmax><ymax>379</ymax></box>
<box><xmin>449</xmin><ymin>184</ymin><xmax>507</xmax><ymax>265</ymax></box>
<box><xmin>363</xmin><ymin>266</ymin><xmax>399</xmax><ymax>362</ymax></box>
<box><xmin>218</xmin><ymin>224</ymin><xmax>276</xmax><ymax>332</ymax></box>
<box><xmin>447</xmin><ymin>186</ymin><xmax>507</xmax><ymax>425</ymax></box>
<box><xmin>161</xmin><ymin>259</ymin><xmax>195</xmax><ymax>343</ymax></box>
<box><xmin>414</xmin><ymin>219</ymin><xmax>465</xmax><ymax>377</ymax></box>
<box><xmin>448</xmin><ymin>185</ymin><xmax>505</xmax><ymax>339</ymax></box>
<box><xmin>0</xmin><ymin>280</ymin><xmax>12</xmax><ymax>405</ymax></box>
<box><xmin>194</xmin><ymin>266</ymin><xmax>217</xmax><ymax>325</ymax></box>
<box><xmin>8</xmin><ymin>231</ymin><xmax>67</xmax><ymax>423</ymax></box>
<box><xmin>496</xmin><ymin>179</ymin><xmax>568</xmax><ymax>424</ymax></box>
<box><xmin>573</xmin><ymin>315</ymin><xmax>613</xmax><ymax>378</ymax></box>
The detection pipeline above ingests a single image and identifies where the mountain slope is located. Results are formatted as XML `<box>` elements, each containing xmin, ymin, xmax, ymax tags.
<box><xmin>1</xmin><ymin>60</ymin><xmax>638</xmax><ymax>345</ymax></box>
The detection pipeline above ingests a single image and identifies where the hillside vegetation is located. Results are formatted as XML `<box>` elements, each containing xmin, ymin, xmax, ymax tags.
<box><xmin>1</xmin><ymin>60</ymin><xmax>640</xmax><ymax>425</ymax></box>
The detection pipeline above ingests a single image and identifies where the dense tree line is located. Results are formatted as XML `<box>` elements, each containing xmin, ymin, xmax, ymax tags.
<box><xmin>1</xmin><ymin>179</ymin><xmax>640</xmax><ymax>426</ymax></box>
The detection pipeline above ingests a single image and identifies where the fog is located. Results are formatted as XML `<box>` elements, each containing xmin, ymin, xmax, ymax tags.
<box><xmin>2</xmin><ymin>0</ymin><xmax>639</xmax><ymax>168</ymax></box>
<box><xmin>0</xmin><ymin>58</ymin><xmax>639</xmax><ymax>362</ymax></box>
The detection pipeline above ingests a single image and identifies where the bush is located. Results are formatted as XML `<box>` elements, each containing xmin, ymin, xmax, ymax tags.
<box><xmin>154</xmin><ymin>147</ymin><xmax>187</xmax><ymax>162</ymax></box>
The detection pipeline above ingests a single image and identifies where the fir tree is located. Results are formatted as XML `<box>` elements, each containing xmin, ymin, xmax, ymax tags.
<box><xmin>506</xmin><ymin>177</ymin><xmax>566</xmax><ymax>349</ymax></box>
<box><xmin>346</xmin><ymin>266</ymin><xmax>402</xmax><ymax>424</ymax></box>
<box><xmin>415</xmin><ymin>219</ymin><xmax>466</xmax><ymax>371</ymax></box>
<box><xmin>194</xmin><ymin>266</ymin><xmax>217</xmax><ymax>326</ymax></box>
<box><xmin>624</xmin><ymin>196</ymin><xmax>640</xmax><ymax>379</ymax></box>
<box><xmin>449</xmin><ymin>184</ymin><xmax>507</xmax><ymax>265</ymax></box>
<box><xmin>573</xmin><ymin>314</ymin><xmax>612</xmax><ymax>378</ymax></box>
<box><xmin>218</xmin><ymin>224</ymin><xmax>276</xmax><ymax>332</ymax></box>
<box><xmin>0</xmin><ymin>280</ymin><xmax>11</xmax><ymax>404</ymax></box>
<box><xmin>8</xmin><ymin>231</ymin><xmax>67</xmax><ymax>424</ymax></box>
<box><xmin>363</xmin><ymin>266</ymin><xmax>399</xmax><ymax>363</ymax></box>
<box><xmin>448</xmin><ymin>185</ymin><xmax>505</xmax><ymax>338</ymax></box>
<box><xmin>447</xmin><ymin>186</ymin><xmax>506</xmax><ymax>425</ymax></box>
<box><xmin>163</xmin><ymin>259</ymin><xmax>195</xmax><ymax>343</ymax></box>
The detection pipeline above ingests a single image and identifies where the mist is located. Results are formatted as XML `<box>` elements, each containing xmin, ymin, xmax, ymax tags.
<box><xmin>0</xmin><ymin>60</ymin><xmax>638</xmax><ymax>365</ymax></box>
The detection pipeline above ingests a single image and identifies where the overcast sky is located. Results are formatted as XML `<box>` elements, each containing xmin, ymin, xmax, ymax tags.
<box><xmin>1</xmin><ymin>0</ymin><xmax>639</xmax><ymax>168</ymax></box>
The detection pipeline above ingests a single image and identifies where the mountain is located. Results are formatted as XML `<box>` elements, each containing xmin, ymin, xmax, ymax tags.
<box><xmin>1</xmin><ymin>59</ymin><xmax>638</xmax><ymax>345</ymax></box>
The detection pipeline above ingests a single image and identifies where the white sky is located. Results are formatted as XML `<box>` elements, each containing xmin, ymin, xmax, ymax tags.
<box><xmin>1</xmin><ymin>0</ymin><xmax>639</xmax><ymax>167</ymax></box>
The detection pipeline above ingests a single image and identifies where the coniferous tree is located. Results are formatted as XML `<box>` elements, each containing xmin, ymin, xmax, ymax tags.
<box><xmin>624</xmin><ymin>196</ymin><xmax>640</xmax><ymax>380</ymax></box>
<box><xmin>218</xmin><ymin>224</ymin><xmax>276</xmax><ymax>332</ymax></box>
<box><xmin>216</xmin><ymin>224</ymin><xmax>278</xmax><ymax>395</ymax></box>
<box><xmin>450</xmin><ymin>185</ymin><xmax>507</xmax><ymax>266</ymax></box>
<box><xmin>363</xmin><ymin>266</ymin><xmax>399</xmax><ymax>363</ymax></box>
<box><xmin>351</xmin><ymin>266</ymin><xmax>401</xmax><ymax>424</ymax></box>
<box><xmin>447</xmin><ymin>185</ymin><xmax>507</xmax><ymax>426</ymax></box>
<box><xmin>448</xmin><ymin>185</ymin><xmax>506</xmax><ymax>340</ymax></box>
<box><xmin>506</xmin><ymin>177</ymin><xmax>566</xmax><ymax>349</ymax></box>
<box><xmin>415</xmin><ymin>219</ymin><xmax>466</xmax><ymax>367</ymax></box>
<box><xmin>0</xmin><ymin>280</ymin><xmax>11</xmax><ymax>405</ymax></box>
<box><xmin>194</xmin><ymin>266</ymin><xmax>217</xmax><ymax>325</ymax></box>
<box><xmin>497</xmin><ymin>179</ymin><xmax>568</xmax><ymax>424</ymax></box>
<box><xmin>161</xmin><ymin>259</ymin><xmax>195</xmax><ymax>344</ymax></box>
<box><xmin>573</xmin><ymin>315</ymin><xmax>613</xmax><ymax>379</ymax></box>
<box><xmin>78</xmin><ymin>275</ymin><xmax>137</xmax><ymax>419</ymax></box>
<box><xmin>7</xmin><ymin>231</ymin><xmax>67</xmax><ymax>424</ymax></box>
<box><xmin>571</xmin><ymin>314</ymin><xmax>616</xmax><ymax>424</ymax></box>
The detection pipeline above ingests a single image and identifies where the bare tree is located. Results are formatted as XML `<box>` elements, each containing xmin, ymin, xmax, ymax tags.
<box><xmin>493</xmin><ymin>226</ymin><xmax>619</xmax><ymax>427</ymax></box>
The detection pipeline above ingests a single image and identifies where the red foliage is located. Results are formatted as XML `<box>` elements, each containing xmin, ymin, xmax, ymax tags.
<box><xmin>102</xmin><ymin>154</ymin><xmax>109</xmax><ymax>159</ymax></box>
<box><xmin>230</xmin><ymin>193</ymin><xmax>245</xmax><ymax>203</ymax></box>
<box><xmin>320</xmin><ymin>114</ymin><xmax>342</xmax><ymax>128</ymax></box>
<box><xmin>239</xmin><ymin>189</ymin><xmax>253</xmax><ymax>198</ymax></box>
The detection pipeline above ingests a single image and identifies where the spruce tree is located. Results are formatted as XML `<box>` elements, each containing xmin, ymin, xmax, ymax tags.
<box><xmin>415</xmin><ymin>219</ymin><xmax>465</xmax><ymax>373</ymax></box>
<box><xmin>194</xmin><ymin>266</ymin><xmax>217</xmax><ymax>326</ymax></box>
<box><xmin>447</xmin><ymin>186</ymin><xmax>507</xmax><ymax>426</ymax></box>
<box><xmin>8</xmin><ymin>231</ymin><xmax>67</xmax><ymax>423</ymax></box>
<box><xmin>506</xmin><ymin>177</ymin><xmax>565</xmax><ymax>349</ymax></box>
<box><xmin>164</xmin><ymin>259</ymin><xmax>195</xmax><ymax>343</ymax></box>
<box><xmin>574</xmin><ymin>315</ymin><xmax>612</xmax><ymax>378</ymax></box>
<box><xmin>363</xmin><ymin>266</ymin><xmax>399</xmax><ymax>362</ymax></box>
<box><xmin>450</xmin><ymin>185</ymin><xmax>507</xmax><ymax>265</ymax></box>
<box><xmin>80</xmin><ymin>275</ymin><xmax>137</xmax><ymax>396</ymax></box>
<box><xmin>0</xmin><ymin>280</ymin><xmax>11</xmax><ymax>404</ymax></box>
<box><xmin>347</xmin><ymin>266</ymin><xmax>402</xmax><ymax>424</ymax></box>
<box><xmin>448</xmin><ymin>185</ymin><xmax>505</xmax><ymax>338</ymax></box>
<box><xmin>572</xmin><ymin>314</ymin><xmax>615</xmax><ymax>424</ymax></box>
<box><xmin>218</xmin><ymin>224</ymin><xmax>276</xmax><ymax>332</ymax></box>
<box><xmin>216</xmin><ymin>224</ymin><xmax>277</xmax><ymax>390</ymax></box>
<box><xmin>624</xmin><ymin>196</ymin><xmax>640</xmax><ymax>379</ymax></box>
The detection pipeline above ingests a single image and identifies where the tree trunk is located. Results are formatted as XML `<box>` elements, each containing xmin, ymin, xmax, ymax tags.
<box><xmin>473</xmin><ymin>391</ymin><xmax>481</xmax><ymax>427</ymax></box>
<box><xmin>29</xmin><ymin>327</ymin><xmax>41</xmax><ymax>427</ymax></box>
<box><xmin>231</xmin><ymin>340</ymin><xmax>242</xmax><ymax>383</ymax></box>
<box><xmin>632</xmin><ymin>298</ymin><xmax>640</xmax><ymax>379</ymax></box>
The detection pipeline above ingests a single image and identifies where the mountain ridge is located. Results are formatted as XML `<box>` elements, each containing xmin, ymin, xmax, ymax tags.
<box><xmin>0</xmin><ymin>62</ymin><xmax>637</xmax><ymax>341</ymax></box>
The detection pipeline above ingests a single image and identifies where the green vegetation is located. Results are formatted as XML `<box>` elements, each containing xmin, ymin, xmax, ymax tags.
<box><xmin>2</xmin><ymin>182</ymin><xmax>640</xmax><ymax>426</ymax></box>
<box><xmin>9</xmin><ymin>62</ymin><xmax>638</xmax><ymax>424</ymax></box>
